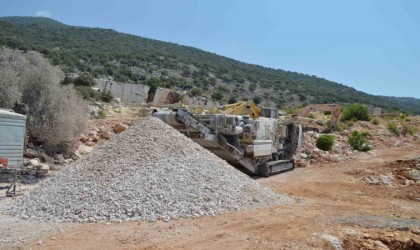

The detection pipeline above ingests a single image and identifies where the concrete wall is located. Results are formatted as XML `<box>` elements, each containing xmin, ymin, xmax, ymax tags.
<box><xmin>96</xmin><ymin>79</ymin><xmax>150</xmax><ymax>105</ymax></box>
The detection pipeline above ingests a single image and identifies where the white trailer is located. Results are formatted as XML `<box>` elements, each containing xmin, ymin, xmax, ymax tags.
<box><xmin>0</xmin><ymin>109</ymin><xmax>27</xmax><ymax>169</ymax></box>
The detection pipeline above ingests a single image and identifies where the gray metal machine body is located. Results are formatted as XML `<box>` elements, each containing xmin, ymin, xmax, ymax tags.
<box><xmin>153</xmin><ymin>109</ymin><xmax>302</xmax><ymax>176</ymax></box>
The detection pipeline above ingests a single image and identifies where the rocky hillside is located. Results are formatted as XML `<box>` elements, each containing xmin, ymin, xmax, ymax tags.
<box><xmin>1</xmin><ymin>16</ymin><xmax>419</xmax><ymax>114</ymax></box>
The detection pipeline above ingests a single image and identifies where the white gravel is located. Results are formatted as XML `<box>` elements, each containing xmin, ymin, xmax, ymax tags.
<box><xmin>11</xmin><ymin>117</ymin><xmax>291</xmax><ymax>222</ymax></box>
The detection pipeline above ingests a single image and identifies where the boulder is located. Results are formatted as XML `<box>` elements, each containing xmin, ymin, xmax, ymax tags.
<box><xmin>71</xmin><ymin>154</ymin><xmax>80</xmax><ymax>161</ymax></box>
<box><xmin>405</xmin><ymin>169</ymin><xmax>420</xmax><ymax>182</ymax></box>
<box><xmin>49</xmin><ymin>164</ymin><xmax>61</xmax><ymax>171</ymax></box>
<box><xmin>99</xmin><ymin>131</ymin><xmax>112</xmax><ymax>139</ymax></box>
<box><xmin>85</xmin><ymin>141</ymin><xmax>95</xmax><ymax>147</ymax></box>
<box><xmin>77</xmin><ymin>144</ymin><xmax>94</xmax><ymax>155</ymax></box>
<box><xmin>365</xmin><ymin>176</ymin><xmax>380</xmax><ymax>185</ymax></box>
<box><xmin>24</xmin><ymin>148</ymin><xmax>53</xmax><ymax>163</ymax></box>
<box><xmin>37</xmin><ymin>164</ymin><xmax>50</xmax><ymax>171</ymax></box>
<box><xmin>53</xmin><ymin>154</ymin><xmax>65</xmax><ymax>164</ymax></box>
<box><xmin>113</xmin><ymin>123</ymin><xmax>128</xmax><ymax>133</ymax></box>
<box><xmin>300</xmin><ymin>153</ymin><xmax>308</xmax><ymax>159</ymax></box>
<box><xmin>29</xmin><ymin>158</ymin><xmax>40</xmax><ymax>167</ymax></box>
<box><xmin>379</xmin><ymin>174</ymin><xmax>392</xmax><ymax>186</ymax></box>
<box><xmin>394</xmin><ymin>141</ymin><xmax>408</xmax><ymax>147</ymax></box>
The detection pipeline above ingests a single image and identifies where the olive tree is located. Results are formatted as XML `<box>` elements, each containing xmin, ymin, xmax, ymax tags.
<box><xmin>0</xmin><ymin>47</ymin><xmax>88</xmax><ymax>145</ymax></box>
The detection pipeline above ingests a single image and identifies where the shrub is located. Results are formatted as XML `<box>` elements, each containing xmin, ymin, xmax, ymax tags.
<box><xmin>188</xmin><ymin>88</ymin><xmax>202</xmax><ymax>97</ymax></box>
<box><xmin>371</xmin><ymin>117</ymin><xmax>380</xmax><ymax>125</ymax></box>
<box><xmin>308</xmin><ymin>113</ymin><xmax>315</xmax><ymax>119</ymax></box>
<box><xmin>75</xmin><ymin>86</ymin><xmax>99</xmax><ymax>100</ymax></box>
<box><xmin>0</xmin><ymin>48</ymin><xmax>88</xmax><ymax>145</ymax></box>
<box><xmin>324</xmin><ymin>111</ymin><xmax>332</xmax><ymax>115</ymax></box>
<box><xmin>211</xmin><ymin>91</ymin><xmax>223</xmax><ymax>101</ymax></box>
<box><xmin>253</xmin><ymin>96</ymin><xmax>261</xmax><ymax>105</ymax></box>
<box><xmin>74</xmin><ymin>74</ymin><xmax>95</xmax><ymax>86</ymax></box>
<box><xmin>228</xmin><ymin>96</ymin><xmax>237</xmax><ymax>104</ymax></box>
<box><xmin>341</xmin><ymin>103</ymin><xmax>370</xmax><ymax>121</ymax></box>
<box><xmin>316</xmin><ymin>134</ymin><xmax>335</xmax><ymax>151</ymax></box>
<box><xmin>402</xmin><ymin>123</ymin><xmax>416</xmax><ymax>136</ymax></box>
<box><xmin>97</xmin><ymin>110</ymin><xmax>106</xmax><ymax>119</ymax></box>
<box><xmin>388</xmin><ymin>121</ymin><xmax>400</xmax><ymax>136</ymax></box>
<box><xmin>348</xmin><ymin>131</ymin><xmax>372</xmax><ymax>151</ymax></box>
<box><xmin>99</xmin><ymin>91</ymin><xmax>114</xmax><ymax>102</ymax></box>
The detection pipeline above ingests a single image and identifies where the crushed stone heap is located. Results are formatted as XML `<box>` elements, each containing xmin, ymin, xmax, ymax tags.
<box><xmin>13</xmin><ymin>117</ymin><xmax>291</xmax><ymax>222</ymax></box>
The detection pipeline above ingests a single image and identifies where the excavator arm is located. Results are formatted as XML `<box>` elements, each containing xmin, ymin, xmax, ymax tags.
<box><xmin>220</xmin><ymin>100</ymin><xmax>261</xmax><ymax>118</ymax></box>
<box><xmin>299</xmin><ymin>104</ymin><xmax>341</xmax><ymax>128</ymax></box>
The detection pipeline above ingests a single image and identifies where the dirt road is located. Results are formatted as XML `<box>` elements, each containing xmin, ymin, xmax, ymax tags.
<box><xmin>5</xmin><ymin>147</ymin><xmax>420</xmax><ymax>250</ymax></box>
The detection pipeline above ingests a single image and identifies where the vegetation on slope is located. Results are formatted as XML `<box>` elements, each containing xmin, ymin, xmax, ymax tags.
<box><xmin>0</xmin><ymin>16</ymin><xmax>419</xmax><ymax>113</ymax></box>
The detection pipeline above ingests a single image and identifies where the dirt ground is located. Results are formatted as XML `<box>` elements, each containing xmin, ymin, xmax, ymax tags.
<box><xmin>2</xmin><ymin>146</ymin><xmax>417</xmax><ymax>250</ymax></box>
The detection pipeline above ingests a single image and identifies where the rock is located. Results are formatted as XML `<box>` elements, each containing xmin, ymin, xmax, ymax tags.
<box><xmin>80</xmin><ymin>135</ymin><xmax>90</xmax><ymax>143</ymax></box>
<box><xmin>365</xmin><ymin>176</ymin><xmax>380</xmax><ymax>185</ymax></box>
<box><xmin>341</xmin><ymin>130</ymin><xmax>351</xmax><ymax>136</ymax></box>
<box><xmin>99</xmin><ymin>131</ymin><xmax>112</xmax><ymax>139</ymax></box>
<box><xmin>300</xmin><ymin>153</ymin><xmax>308</xmax><ymax>159</ymax></box>
<box><xmin>295</xmin><ymin>160</ymin><xmax>308</xmax><ymax>168</ymax></box>
<box><xmin>77</xmin><ymin>144</ymin><xmax>94</xmax><ymax>155</ymax></box>
<box><xmin>53</xmin><ymin>154</ymin><xmax>65</xmax><ymax>164</ymax></box>
<box><xmin>379</xmin><ymin>174</ymin><xmax>392</xmax><ymax>186</ymax></box>
<box><xmin>49</xmin><ymin>165</ymin><xmax>61</xmax><ymax>171</ymax></box>
<box><xmin>37</xmin><ymin>164</ymin><xmax>49</xmax><ymax>171</ymax></box>
<box><xmin>405</xmin><ymin>169</ymin><xmax>420</xmax><ymax>182</ymax></box>
<box><xmin>321</xmin><ymin>234</ymin><xmax>342</xmax><ymax>250</ymax></box>
<box><xmin>23</xmin><ymin>159</ymin><xmax>30</xmax><ymax>166</ymax></box>
<box><xmin>24</xmin><ymin>148</ymin><xmax>52</xmax><ymax>162</ymax></box>
<box><xmin>85</xmin><ymin>141</ymin><xmax>95</xmax><ymax>147</ymax></box>
<box><xmin>306</xmin><ymin>131</ymin><xmax>317</xmax><ymax>138</ymax></box>
<box><xmin>374</xmin><ymin>240</ymin><xmax>389</xmax><ymax>250</ymax></box>
<box><xmin>394</xmin><ymin>141</ymin><xmax>408</xmax><ymax>147</ymax></box>
<box><xmin>71</xmin><ymin>154</ymin><xmax>80</xmax><ymax>161</ymax></box>
<box><xmin>113</xmin><ymin>123</ymin><xmax>128</xmax><ymax>133</ymax></box>
<box><xmin>29</xmin><ymin>158</ymin><xmax>40</xmax><ymax>167</ymax></box>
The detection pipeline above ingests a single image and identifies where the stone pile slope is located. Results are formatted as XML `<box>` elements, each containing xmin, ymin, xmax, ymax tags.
<box><xmin>13</xmin><ymin>117</ymin><xmax>290</xmax><ymax>222</ymax></box>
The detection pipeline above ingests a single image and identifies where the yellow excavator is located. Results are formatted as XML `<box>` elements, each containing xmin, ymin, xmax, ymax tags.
<box><xmin>218</xmin><ymin>100</ymin><xmax>279</xmax><ymax>119</ymax></box>
<box><xmin>293</xmin><ymin>104</ymin><xmax>341</xmax><ymax>132</ymax></box>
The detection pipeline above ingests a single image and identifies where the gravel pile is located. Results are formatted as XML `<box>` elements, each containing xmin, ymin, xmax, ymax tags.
<box><xmin>12</xmin><ymin>117</ymin><xmax>291</xmax><ymax>222</ymax></box>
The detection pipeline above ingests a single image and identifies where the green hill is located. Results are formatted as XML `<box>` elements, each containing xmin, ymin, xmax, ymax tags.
<box><xmin>0</xmin><ymin>16</ymin><xmax>419</xmax><ymax>114</ymax></box>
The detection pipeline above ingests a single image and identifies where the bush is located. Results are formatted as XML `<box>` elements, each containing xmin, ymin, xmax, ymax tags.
<box><xmin>99</xmin><ymin>91</ymin><xmax>114</xmax><ymax>102</ymax></box>
<box><xmin>341</xmin><ymin>103</ymin><xmax>370</xmax><ymax>121</ymax></box>
<box><xmin>228</xmin><ymin>96</ymin><xmax>237</xmax><ymax>104</ymax></box>
<box><xmin>0</xmin><ymin>48</ymin><xmax>88</xmax><ymax>145</ymax></box>
<box><xmin>211</xmin><ymin>91</ymin><xmax>223</xmax><ymax>101</ymax></box>
<box><xmin>371</xmin><ymin>117</ymin><xmax>380</xmax><ymax>125</ymax></box>
<box><xmin>348</xmin><ymin>131</ymin><xmax>372</xmax><ymax>152</ymax></box>
<box><xmin>388</xmin><ymin>121</ymin><xmax>400</xmax><ymax>136</ymax></box>
<box><xmin>75</xmin><ymin>86</ymin><xmax>99</xmax><ymax>100</ymax></box>
<box><xmin>74</xmin><ymin>74</ymin><xmax>95</xmax><ymax>86</ymax></box>
<box><xmin>308</xmin><ymin>113</ymin><xmax>315</xmax><ymax>119</ymax></box>
<box><xmin>97</xmin><ymin>110</ymin><xmax>107</xmax><ymax>119</ymax></box>
<box><xmin>402</xmin><ymin>123</ymin><xmax>416</xmax><ymax>136</ymax></box>
<box><xmin>188</xmin><ymin>88</ymin><xmax>202</xmax><ymax>97</ymax></box>
<box><xmin>253</xmin><ymin>96</ymin><xmax>261</xmax><ymax>105</ymax></box>
<box><xmin>316</xmin><ymin>134</ymin><xmax>335</xmax><ymax>151</ymax></box>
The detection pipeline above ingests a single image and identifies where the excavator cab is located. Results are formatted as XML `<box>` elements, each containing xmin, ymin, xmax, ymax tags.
<box><xmin>260</xmin><ymin>108</ymin><xmax>279</xmax><ymax>119</ymax></box>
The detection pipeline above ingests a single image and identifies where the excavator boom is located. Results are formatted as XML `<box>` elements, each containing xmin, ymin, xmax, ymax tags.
<box><xmin>298</xmin><ymin>104</ymin><xmax>341</xmax><ymax>130</ymax></box>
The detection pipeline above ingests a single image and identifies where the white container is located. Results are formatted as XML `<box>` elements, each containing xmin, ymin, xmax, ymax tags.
<box><xmin>0</xmin><ymin>109</ymin><xmax>27</xmax><ymax>169</ymax></box>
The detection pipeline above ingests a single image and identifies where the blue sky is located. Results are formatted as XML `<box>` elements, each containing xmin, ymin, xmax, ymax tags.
<box><xmin>1</xmin><ymin>0</ymin><xmax>419</xmax><ymax>98</ymax></box>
